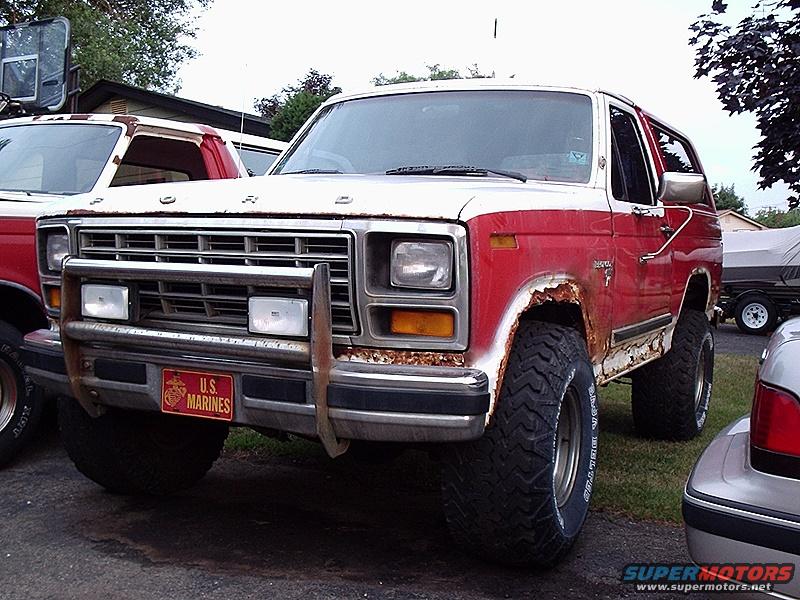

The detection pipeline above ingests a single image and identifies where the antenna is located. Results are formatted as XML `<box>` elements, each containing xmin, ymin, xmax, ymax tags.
<box><xmin>236</xmin><ymin>62</ymin><xmax>246</xmax><ymax>178</ymax></box>
<box><xmin>492</xmin><ymin>18</ymin><xmax>497</xmax><ymax>78</ymax></box>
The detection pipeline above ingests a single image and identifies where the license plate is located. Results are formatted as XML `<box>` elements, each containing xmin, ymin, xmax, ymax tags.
<box><xmin>161</xmin><ymin>368</ymin><xmax>234</xmax><ymax>421</ymax></box>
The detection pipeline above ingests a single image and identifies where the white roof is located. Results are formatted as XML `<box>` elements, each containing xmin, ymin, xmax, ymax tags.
<box><xmin>326</xmin><ymin>79</ymin><xmax>609</xmax><ymax>106</ymax></box>
<box><xmin>0</xmin><ymin>113</ymin><xmax>213</xmax><ymax>136</ymax></box>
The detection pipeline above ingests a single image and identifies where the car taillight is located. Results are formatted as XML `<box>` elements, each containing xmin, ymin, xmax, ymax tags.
<box><xmin>750</xmin><ymin>380</ymin><xmax>800</xmax><ymax>478</ymax></box>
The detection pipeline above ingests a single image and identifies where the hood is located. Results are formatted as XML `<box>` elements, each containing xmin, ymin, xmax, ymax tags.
<box><xmin>39</xmin><ymin>174</ymin><xmax>540</xmax><ymax>221</ymax></box>
<box><xmin>0</xmin><ymin>191</ymin><xmax>66</xmax><ymax>218</ymax></box>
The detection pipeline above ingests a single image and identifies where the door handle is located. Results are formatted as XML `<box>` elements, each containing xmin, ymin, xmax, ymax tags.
<box><xmin>632</xmin><ymin>205</ymin><xmax>659</xmax><ymax>217</ymax></box>
<box><xmin>660</xmin><ymin>224</ymin><xmax>675</xmax><ymax>238</ymax></box>
<box><xmin>640</xmin><ymin>206</ymin><xmax>694</xmax><ymax>264</ymax></box>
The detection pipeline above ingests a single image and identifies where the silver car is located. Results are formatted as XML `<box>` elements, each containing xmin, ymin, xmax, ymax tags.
<box><xmin>684</xmin><ymin>318</ymin><xmax>800</xmax><ymax>598</ymax></box>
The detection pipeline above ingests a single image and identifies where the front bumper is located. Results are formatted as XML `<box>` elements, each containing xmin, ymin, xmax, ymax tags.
<box><xmin>683</xmin><ymin>416</ymin><xmax>800</xmax><ymax>598</ymax></box>
<box><xmin>24</xmin><ymin>259</ymin><xmax>488</xmax><ymax>453</ymax></box>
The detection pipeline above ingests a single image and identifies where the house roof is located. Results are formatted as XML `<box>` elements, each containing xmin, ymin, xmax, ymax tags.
<box><xmin>717</xmin><ymin>209</ymin><xmax>768</xmax><ymax>230</ymax></box>
<box><xmin>78</xmin><ymin>79</ymin><xmax>271</xmax><ymax>137</ymax></box>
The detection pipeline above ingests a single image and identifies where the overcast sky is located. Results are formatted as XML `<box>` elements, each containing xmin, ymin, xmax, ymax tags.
<box><xmin>177</xmin><ymin>0</ymin><xmax>790</xmax><ymax>212</ymax></box>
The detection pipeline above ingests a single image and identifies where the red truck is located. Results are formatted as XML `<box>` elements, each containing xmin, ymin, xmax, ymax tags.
<box><xmin>0</xmin><ymin>113</ymin><xmax>277</xmax><ymax>465</ymax></box>
<box><xmin>24</xmin><ymin>81</ymin><xmax>722</xmax><ymax>566</ymax></box>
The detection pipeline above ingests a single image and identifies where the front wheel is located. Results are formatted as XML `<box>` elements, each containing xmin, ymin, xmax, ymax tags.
<box><xmin>441</xmin><ymin>322</ymin><xmax>598</xmax><ymax>567</ymax></box>
<box><xmin>58</xmin><ymin>398</ymin><xmax>229</xmax><ymax>495</ymax></box>
<box><xmin>0</xmin><ymin>322</ymin><xmax>44</xmax><ymax>467</ymax></box>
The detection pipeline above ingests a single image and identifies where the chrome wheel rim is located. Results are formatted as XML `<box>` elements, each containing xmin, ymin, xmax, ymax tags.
<box><xmin>554</xmin><ymin>387</ymin><xmax>582</xmax><ymax>508</ymax></box>
<box><xmin>0</xmin><ymin>360</ymin><xmax>17</xmax><ymax>433</ymax></box>
<box><xmin>693</xmin><ymin>347</ymin><xmax>707</xmax><ymax>411</ymax></box>
<box><xmin>742</xmin><ymin>302</ymin><xmax>768</xmax><ymax>330</ymax></box>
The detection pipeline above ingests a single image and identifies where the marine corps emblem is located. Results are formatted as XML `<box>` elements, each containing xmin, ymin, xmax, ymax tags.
<box><xmin>163</xmin><ymin>373</ymin><xmax>187</xmax><ymax>408</ymax></box>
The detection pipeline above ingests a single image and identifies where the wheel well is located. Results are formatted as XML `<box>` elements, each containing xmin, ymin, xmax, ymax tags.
<box><xmin>682</xmin><ymin>274</ymin><xmax>710</xmax><ymax>314</ymax></box>
<box><xmin>520</xmin><ymin>302</ymin><xmax>586</xmax><ymax>340</ymax></box>
<box><xmin>0</xmin><ymin>284</ymin><xmax>46</xmax><ymax>334</ymax></box>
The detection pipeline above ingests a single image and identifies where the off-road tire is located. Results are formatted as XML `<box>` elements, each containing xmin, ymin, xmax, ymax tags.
<box><xmin>58</xmin><ymin>397</ymin><xmax>228</xmax><ymax>495</ymax></box>
<box><xmin>734</xmin><ymin>293</ymin><xmax>778</xmax><ymax>336</ymax></box>
<box><xmin>0</xmin><ymin>321</ymin><xmax>44</xmax><ymax>467</ymax></box>
<box><xmin>441</xmin><ymin>322</ymin><xmax>599</xmax><ymax>567</ymax></box>
<box><xmin>631</xmin><ymin>309</ymin><xmax>713</xmax><ymax>440</ymax></box>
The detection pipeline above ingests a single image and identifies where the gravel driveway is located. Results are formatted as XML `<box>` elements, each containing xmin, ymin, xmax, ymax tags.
<box><xmin>1</xmin><ymin>318</ymin><xmax>764</xmax><ymax>599</ymax></box>
<box><xmin>0</xmin><ymin>429</ymin><xmax>706</xmax><ymax>600</ymax></box>
<box><xmin>715</xmin><ymin>322</ymin><xmax>768</xmax><ymax>357</ymax></box>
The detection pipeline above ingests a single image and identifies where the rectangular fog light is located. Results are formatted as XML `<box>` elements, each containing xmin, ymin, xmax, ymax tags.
<box><xmin>81</xmin><ymin>284</ymin><xmax>129</xmax><ymax>320</ymax></box>
<box><xmin>249</xmin><ymin>297</ymin><xmax>308</xmax><ymax>336</ymax></box>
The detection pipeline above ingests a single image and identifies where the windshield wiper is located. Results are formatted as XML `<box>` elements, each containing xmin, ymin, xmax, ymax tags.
<box><xmin>385</xmin><ymin>165</ymin><xmax>527</xmax><ymax>183</ymax></box>
<box><xmin>281</xmin><ymin>168</ymin><xmax>342</xmax><ymax>175</ymax></box>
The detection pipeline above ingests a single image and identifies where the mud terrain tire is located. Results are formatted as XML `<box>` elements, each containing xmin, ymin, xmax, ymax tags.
<box><xmin>0</xmin><ymin>322</ymin><xmax>44</xmax><ymax>467</ymax></box>
<box><xmin>58</xmin><ymin>398</ymin><xmax>228</xmax><ymax>495</ymax></box>
<box><xmin>631</xmin><ymin>309</ymin><xmax>713</xmax><ymax>440</ymax></box>
<box><xmin>441</xmin><ymin>322</ymin><xmax>599</xmax><ymax>567</ymax></box>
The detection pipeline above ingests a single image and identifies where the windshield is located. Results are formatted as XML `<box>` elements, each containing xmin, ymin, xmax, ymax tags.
<box><xmin>274</xmin><ymin>90</ymin><xmax>594</xmax><ymax>184</ymax></box>
<box><xmin>0</xmin><ymin>123</ymin><xmax>122</xmax><ymax>195</ymax></box>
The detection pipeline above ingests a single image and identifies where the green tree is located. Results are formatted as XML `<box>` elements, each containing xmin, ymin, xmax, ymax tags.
<box><xmin>372</xmin><ymin>63</ymin><xmax>491</xmax><ymax>86</ymax></box>
<box><xmin>711</xmin><ymin>183</ymin><xmax>747</xmax><ymax>214</ymax></box>
<box><xmin>0</xmin><ymin>0</ymin><xmax>211</xmax><ymax>92</ymax></box>
<box><xmin>254</xmin><ymin>69</ymin><xmax>341</xmax><ymax>142</ymax></box>
<box><xmin>754</xmin><ymin>207</ymin><xmax>800</xmax><ymax>229</ymax></box>
<box><xmin>691</xmin><ymin>0</ymin><xmax>800</xmax><ymax>209</ymax></box>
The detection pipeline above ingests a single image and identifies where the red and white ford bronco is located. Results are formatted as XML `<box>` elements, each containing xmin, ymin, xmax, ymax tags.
<box><xmin>24</xmin><ymin>81</ymin><xmax>722</xmax><ymax>566</ymax></box>
<box><xmin>0</xmin><ymin>113</ymin><xmax>285</xmax><ymax>465</ymax></box>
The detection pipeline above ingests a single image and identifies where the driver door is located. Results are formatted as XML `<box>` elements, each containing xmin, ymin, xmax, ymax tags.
<box><xmin>606</xmin><ymin>101</ymin><xmax>673</xmax><ymax>344</ymax></box>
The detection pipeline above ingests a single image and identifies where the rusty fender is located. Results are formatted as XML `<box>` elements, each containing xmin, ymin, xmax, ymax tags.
<box><xmin>466</xmin><ymin>276</ymin><xmax>596</xmax><ymax>418</ymax></box>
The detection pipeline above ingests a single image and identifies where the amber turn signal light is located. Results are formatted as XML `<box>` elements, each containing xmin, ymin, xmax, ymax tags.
<box><xmin>489</xmin><ymin>233</ymin><xmax>517</xmax><ymax>249</ymax></box>
<box><xmin>390</xmin><ymin>309</ymin><xmax>454</xmax><ymax>337</ymax></box>
<box><xmin>48</xmin><ymin>287</ymin><xmax>61</xmax><ymax>309</ymax></box>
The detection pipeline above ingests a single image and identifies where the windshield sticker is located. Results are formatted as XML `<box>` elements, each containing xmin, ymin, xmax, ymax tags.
<box><xmin>568</xmin><ymin>151</ymin><xmax>588</xmax><ymax>165</ymax></box>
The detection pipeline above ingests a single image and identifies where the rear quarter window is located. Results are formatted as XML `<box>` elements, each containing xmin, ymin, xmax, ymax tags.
<box><xmin>651</xmin><ymin>124</ymin><xmax>700</xmax><ymax>174</ymax></box>
<box><xmin>650</xmin><ymin>121</ymin><xmax>711</xmax><ymax>205</ymax></box>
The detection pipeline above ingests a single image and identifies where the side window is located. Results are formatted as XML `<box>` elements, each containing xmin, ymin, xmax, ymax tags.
<box><xmin>111</xmin><ymin>164</ymin><xmax>191</xmax><ymax>186</ymax></box>
<box><xmin>234</xmin><ymin>144</ymin><xmax>280</xmax><ymax>176</ymax></box>
<box><xmin>609</xmin><ymin>107</ymin><xmax>654</xmax><ymax>205</ymax></box>
<box><xmin>651</xmin><ymin>121</ymin><xmax>711</xmax><ymax>205</ymax></box>
<box><xmin>610</xmin><ymin>136</ymin><xmax>625</xmax><ymax>201</ymax></box>
<box><xmin>110</xmin><ymin>135</ymin><xmax>208</xmax><ymax>187</ymax></box>
<box><xmin>651</xmin><ymin>125</ymin><xmax>699</xmax><ymax>174</ymax></box>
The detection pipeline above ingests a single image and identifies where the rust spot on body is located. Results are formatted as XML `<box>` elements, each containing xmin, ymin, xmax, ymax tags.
<box><xmin>493</xmin><ymin>280</ymin><xmax>596</xmax><ymax>402</ymax></box>
<box><xmin>336</xmin><ymin>347</ymin><xmax>465</xmax><ymax>367</ymax></box>
<box><xmin>112</xmin><ymin>115</ymin><xmax>139</xmax><ymax>137</ymax></box>
<box><xmin>599</xmin><ymin>330</ymin><xmax>665</xmax><ymax>383</ymax></box>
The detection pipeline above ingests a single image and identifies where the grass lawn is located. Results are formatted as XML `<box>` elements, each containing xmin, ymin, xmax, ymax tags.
<box><xmin>593</xmin><ymin>352</ymin><xmax>758</xmax><ymax>523</ymax></box>
<box><xmin>225</xmin><ymin>352</ymin><xmax>758</xmax><ymax>524</ymax></box>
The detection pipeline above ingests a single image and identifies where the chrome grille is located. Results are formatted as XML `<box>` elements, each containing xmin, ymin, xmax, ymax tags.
<box><xmin>77</xmin><ymin>229</ymin><xmax>357</xmax><ymax>334</ymax></box>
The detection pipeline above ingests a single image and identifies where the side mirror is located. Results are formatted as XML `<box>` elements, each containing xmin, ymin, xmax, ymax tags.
<box><xmin>656</xmin><ymin>172</ymin><xmax>706</xmax><ymax>205</ymax></box>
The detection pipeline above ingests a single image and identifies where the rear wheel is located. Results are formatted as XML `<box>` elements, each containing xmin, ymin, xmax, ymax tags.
<box><xmin>632</xmin><ymin>310</ymin><xmax>713</xmax><ymax>440</ymax></box>
<box><xmin>0</xmin><ymin>322</ymin><xmax>44</xmax><ymax>467</ymax></box>
<box><xmin>58</xmin><ymin>397</ymin><xmax>228</xmax><ymax>495</ymax></box>
<box><xmin>734</xmin><ymin>294</ymin><xmax>778</xmax><ymax>335</ymax></box>
<box><xmin>441</xmin><ymin>322</ymin><xmax>598</xmax><ymax>567</ymax></box>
